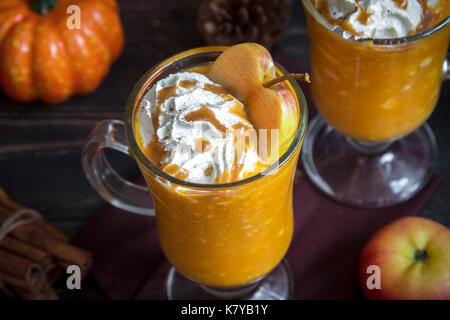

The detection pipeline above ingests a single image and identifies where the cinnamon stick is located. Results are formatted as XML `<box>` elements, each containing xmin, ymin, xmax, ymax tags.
<box><xmin>0</xmin><ymin>213</ymin><xmax>92</xmax><ymax>272</ymax></box>
<box><xmin>0</xmin><ymin>187</ymin><xmax>69</xmax><ymax>242</ymax></box>
<box><xmin>0</xmin><ymin>272</ymin><xmax>41</xmax><ymax>292</ymax></box>
<box><xmin>48</xmin><ymin>241</ymin><xmax>93</xmax><ymax>272</ymax></box>
<box><xmin>0</xmin><ymin>236</ymin><xmax>54</xmax><ymax>272</ymax></box>
<box><xmin>47</xmin><ymin>264</ymin><xmax>64</xmax><ymax>285</ymax></box>
<box><xmin>0</xmin><ymin>249</ymin><xmax>45</xmax><ymax>292</ymax></box>
<box><xmin>14</xmin><ymin>282</ymin><xmax>59</xmax><ymax>300</ymax></box>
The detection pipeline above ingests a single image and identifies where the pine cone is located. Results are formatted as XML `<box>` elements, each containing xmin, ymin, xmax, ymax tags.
<box><xmin>197</xmin><ymin>0</ymin><xmax>292</xmax><ymax>49</ymax></box>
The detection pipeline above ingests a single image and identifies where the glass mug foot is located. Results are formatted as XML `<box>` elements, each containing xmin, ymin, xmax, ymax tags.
<box><xmin>166</xmin><ymin>259</ymin><xmax>294</xmax><ymax>300</ymax></box>
<box><xmin>301</xmin><ymin>115</ymin><xmax>438</xmax><ymax>208</ymax></box>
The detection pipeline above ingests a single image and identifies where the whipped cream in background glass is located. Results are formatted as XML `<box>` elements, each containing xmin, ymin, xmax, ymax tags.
<box><xmin>324</xmin><ymin>0</ymin><xmax>440</xmax><ymax>38</ymax></box>
<box><xmin>137</xmin><ymin>72</ymin><xmax>267</xmax><ymax>184</ymax></box>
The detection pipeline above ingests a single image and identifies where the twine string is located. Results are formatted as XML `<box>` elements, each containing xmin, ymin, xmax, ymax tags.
<box><xmin>0</xmin><ymin>208</ymin><xmax>42</xmax><ymax>242</ymax></box>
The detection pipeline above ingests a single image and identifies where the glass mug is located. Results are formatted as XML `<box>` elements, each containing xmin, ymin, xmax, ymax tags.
<box><xmin>82</xmin><ymin>47</ymin><xmax>308</xmax><ymax>299</ymax></box>
<box><xmin>301</xmin><ymin>0</ymin><xmax>449</xmax><ymax>207</ymax></box>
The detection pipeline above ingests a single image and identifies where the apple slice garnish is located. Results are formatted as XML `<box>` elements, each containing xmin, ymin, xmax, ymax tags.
<box><xmin>209</xmin><ymin>43</ymin><xmax>309</xmax><ymax>161</ymax></box>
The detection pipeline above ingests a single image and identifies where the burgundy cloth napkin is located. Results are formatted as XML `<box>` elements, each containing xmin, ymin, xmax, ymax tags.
<box><xmin>71</xmin><ymin>49</ymin><xmax>442</xmax><ymax>300</ymax></box>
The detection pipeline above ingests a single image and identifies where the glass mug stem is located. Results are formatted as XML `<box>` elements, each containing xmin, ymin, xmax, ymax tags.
<box><xmin>82</xmin><ymin>119</ymin><xmax>155</xmax><ymax>216</ymax></box>
<box><xmin>199</xmin><ymin>281</ymin><xmax>261</xmax><ymax>299</ymax></box>
<box><xmin>166</xmin><ymin>259</ymin><xmax>294</xmax><ymax>300</ymax></box>
<box><xmin>345</xmin><ymin>138</ymin><xmax>394</xmax><ymax>155</ymax></box>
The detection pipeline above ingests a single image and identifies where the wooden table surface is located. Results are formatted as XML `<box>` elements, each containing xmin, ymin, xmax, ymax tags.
<box><xmin>0</xmin><ymin>0</ymin><xmax>449</xmax><ymax>239</ymax></box>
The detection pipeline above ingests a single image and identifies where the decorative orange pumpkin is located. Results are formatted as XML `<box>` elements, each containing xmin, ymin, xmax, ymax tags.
<box><xmin>0</xmin><ymin>0</ymin><xmax>124</xmax><ymax>103</ymax></box>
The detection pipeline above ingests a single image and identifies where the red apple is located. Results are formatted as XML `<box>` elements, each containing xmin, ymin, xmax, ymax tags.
<box><xmin>359</xmin><ymin>217</ymin><xmax>450</xmax><ymax>300</ymax></box>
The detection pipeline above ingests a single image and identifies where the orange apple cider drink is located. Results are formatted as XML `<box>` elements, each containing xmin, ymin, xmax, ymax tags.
<box><xmin>132</xmin><ymin>45</ymin><xmax>305</xmax><ymax>287</ymax></box>
<box><xmin>306</xmin><ymin>0</ymin><xmax>449</xmax><ymax>142</ymax></box>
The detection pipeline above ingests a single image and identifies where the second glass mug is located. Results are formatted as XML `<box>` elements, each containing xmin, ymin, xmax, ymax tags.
<box><xmin>301</xmin><ymin>0</ymin><xmax>450</xmax><ymax>208</ymax></box>
<box><xmin>82</xmin><ymin>47</ymin><xmax>308</xmax><ymax>299</ymax></box>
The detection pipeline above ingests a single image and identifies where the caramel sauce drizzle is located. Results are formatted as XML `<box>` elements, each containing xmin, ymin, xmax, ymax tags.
<box><xmin>155</xmin><ymin>85</ymin><xmax>177</xmax><ymax>134</ymax></box>
<box><xmin>184</xmin><ymin>106</ymin><xmax>227</xmax><ymax>133</ymax></box>
<box><xmin>414</xmin><ymin>0</ymin><xmax>436</xmax><ymax>34</ymax></box>
<box><xmin>204</xmin><ymin>83</ymin><xmax>228</xmax><ymax>95</ymax></box>
<box><xmin>194</xmin><ymin>138</ymin><xmax>211</xmax><ymax>153</ymax></box>
<box><xmin>144</xmin><ymin>139</ymin><xmax>166</xmax><ymax>168</ymax></box>
<box><xmin>356</xmin><ymin>7</ymin><xmax>372</xmax><ymax>25</ymax></box>
<box><xmin>231</xmin><ymin>123</ymin><xmax>246</xmax><ymax>131</ymax></box>
<box><xmin>163</xmin><ymin>163</ymin><xmax>189</xmax><ymax>180</ymax></box>
<box><xmin>143</xmin><ymin>85</ymin><xmax>178</xmax><ymax>167</ymax></box>
<box><xmin>204</xmin><ymin>83</ymin><xmax>234</xmax><ymax>101</ymax></box>
<box><xmin>315</xmin><ymin>0</ymin><xmax>359</xmax><ymax>35</ymax></box>
<box><xmin>179</xmin><ymin>80</ymin><xmax>196</xmax><ymax>89</ymax></box>
<box><xmin>205</xmin><ymin>166</ymin><xmax>214</xmax><ymax>177</ymax></box>
<box><xmin>392</xmin><ymin>0</ymin><xmax>408</xmax><ymax>10</ymax></box>
<box><xmin>228</xmin><ymin>101</ymin><xmax>248</xmax><ymax>119</ymax></box>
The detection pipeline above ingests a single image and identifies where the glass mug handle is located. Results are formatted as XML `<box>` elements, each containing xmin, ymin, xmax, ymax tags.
<box><xmin>82</xmin><ymin>120</ymin><xmax>155</xmax><ymax>216</ymax></box>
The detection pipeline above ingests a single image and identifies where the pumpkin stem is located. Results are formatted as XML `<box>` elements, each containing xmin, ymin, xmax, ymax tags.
<box><xmin>31</xmin><ymin>0</ymin><xmax>57</xmax><ymax>15</ymax></box>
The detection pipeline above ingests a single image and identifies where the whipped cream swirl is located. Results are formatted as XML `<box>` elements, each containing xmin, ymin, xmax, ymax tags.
<box><xmin>137</xmin><ymin>72</ymin><xmax>264</xmax><ymax>184</ymax></box>
<box><xmin>326</xmin><ymin>0</ymin><xmax>425</xmax><ymax>38</ymax></box>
